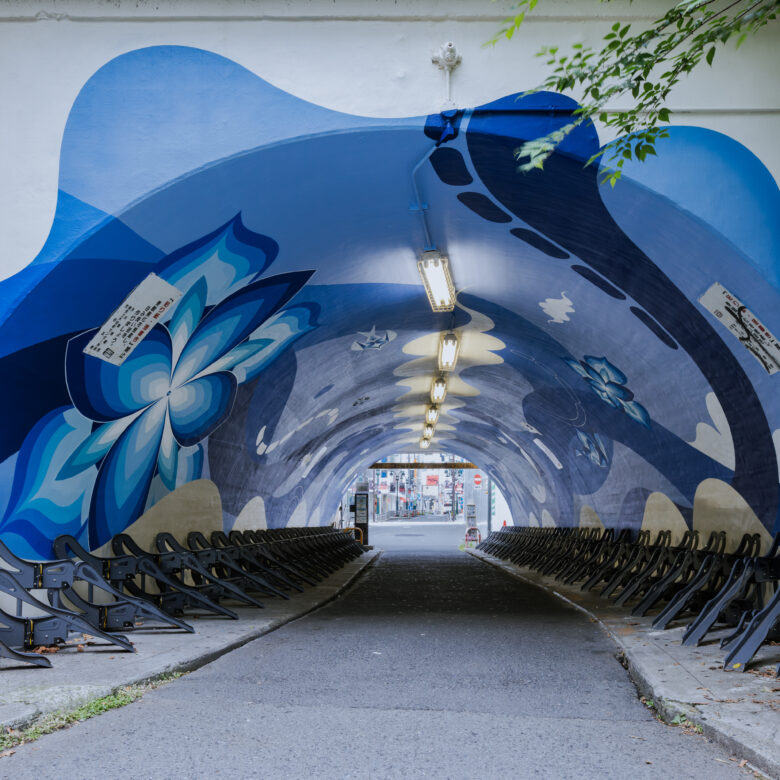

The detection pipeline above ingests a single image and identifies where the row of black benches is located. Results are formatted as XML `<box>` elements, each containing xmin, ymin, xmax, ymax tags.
<box><xmin>478</xmin><ymin>526</ymin><xmax>780</xmax><ymax>675</ymax></box>
<box><xmin>0</xmin><ymin>527</ymin><xmax>364</xmax><ymax>668</ymax></box>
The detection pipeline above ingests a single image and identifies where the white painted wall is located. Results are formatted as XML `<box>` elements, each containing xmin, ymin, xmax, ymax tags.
<box><xmin>1</xmin><ymin>0</ymin><xmax>778</xmax><ymax>283</ymax></box>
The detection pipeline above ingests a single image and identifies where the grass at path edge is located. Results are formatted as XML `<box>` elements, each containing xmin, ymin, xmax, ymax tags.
<box><xmin>0</xmin><ymin>671</ymin><xmax>186</xmax><ymax>753</ymax></box>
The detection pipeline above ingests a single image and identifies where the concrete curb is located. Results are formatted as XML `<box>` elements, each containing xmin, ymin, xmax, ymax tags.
<box><xmin>0</xmin><ymin>549</ymin><xmax>382</xmax><ymax>732</ymax></box>
<box><xmin>467</xmin><ymin>548</ymin><xmax>780</xmax><ymax>780</ymax></box>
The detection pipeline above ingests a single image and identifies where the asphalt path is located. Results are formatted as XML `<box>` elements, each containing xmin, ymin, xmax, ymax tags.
<box><xmin>3</xmin><ymin>525</ymin><xmax>751</xmax><ymax>779</ymax></box>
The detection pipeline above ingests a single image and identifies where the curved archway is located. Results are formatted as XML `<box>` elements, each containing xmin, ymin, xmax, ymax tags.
<box><xmin>0</xmin><ymin>46</ymin><xmax>777</xmax><ymax>559</ymax></box>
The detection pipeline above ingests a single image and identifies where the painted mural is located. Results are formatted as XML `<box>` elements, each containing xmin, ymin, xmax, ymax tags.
<box><xmin>0</xmin><ymin>45</ymin><xmax>778</xmax><ymax>559</ymax></box>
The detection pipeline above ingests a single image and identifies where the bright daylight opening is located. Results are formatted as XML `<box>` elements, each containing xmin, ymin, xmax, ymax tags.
<box><xmin>336</xmin><ymin>452</ymin><xmax>513</xmax><ymax>549</ymax></box>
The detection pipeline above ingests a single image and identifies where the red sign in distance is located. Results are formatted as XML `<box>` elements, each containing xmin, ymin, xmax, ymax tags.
<box><xmin>474</xmin><ymin>473</ymin><xmax>482</xmax><ymax>487</ymax></box>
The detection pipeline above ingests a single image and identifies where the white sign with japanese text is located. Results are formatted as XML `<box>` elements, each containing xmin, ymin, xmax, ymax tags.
<box><xmin>699</xmin><ymin>282</ymin><xmax>780</xmax><ymax>375</ymax></box>
<box><xmin>83</xmin><ymin>273</ymin><xmax>182</xmax><ymax>366</ymax></box>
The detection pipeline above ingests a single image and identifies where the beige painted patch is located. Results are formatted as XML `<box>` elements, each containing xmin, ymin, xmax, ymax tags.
<box><xmin>692</xmin><ymin>479</ymin><xmax>773</xmax><ymax>554</ymax></box>
<box><xmin>774</xmin><ymin>429</ymin><xmax>780</xmax><ymax>482</ymax></box>
<box><xmin>528</xmin><ymin>512</ymin><xmax>540</xmax><ymax>528</ymax></box>
<box><xmin>93</xmin><ymin>479</ymin><xmax>222</xmax><ymax>555</ymax></box>
<box><xmin>288</xmin><ymin>499</ymin><xmax>309</xmax><ymax>528</ymax></box>
<box><xmin>641</xmin><ymin>492</ymin><xmax>689</xmax><ymax>546</ymax></box>
<box><xmin>541</xmin><ymin>509</ymin><xmax>557</xmax><ymax>528</ymax></box>
<box><xmin>688</xmin><ymin>392</ymin><xmax>735</xmax><ymax>470</ymax></box>
<box><xmin>234</xmin><ymin>496</ymin><xmax>267</xmax><ymax>531</ymax></box>
<box><xmin>579</xmin><ymin>505</ymin><xmax>605</xmax><ymax>530</ymax></box>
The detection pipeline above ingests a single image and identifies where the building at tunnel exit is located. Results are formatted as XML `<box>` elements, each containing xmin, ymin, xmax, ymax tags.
<box><xmin>0</xmin><ymin>0</ymin><xmax>778</xmax><ymax>560</ymax></box>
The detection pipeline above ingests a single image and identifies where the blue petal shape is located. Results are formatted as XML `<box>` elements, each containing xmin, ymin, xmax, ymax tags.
<box><xmin>591</xmin><ymin>385</ymin><xmax>621</xmax><ymax>408</ymax></box>
<box><xmin>157</xmin><ymin>412</ymin><xmax>178</xmax><ymax>490</ymax></box>
<box><xmin>66</xmin><ymin>324</ymin><xmax>172</xmax><ymax>422</ymax></box>
<box><xmin>599</xmin><ymin>381</ymin><xmax>633</xmax><ymax>402</ymax></box>
<box><xmin>171</xmin><ymin>271</ymin><xmax>313</xmax><ymax>386</ymax></box>
<box><xmin>89</xmin><ymin>400</ymin><xmax>167</xmax><ymax>548</ymax></box>
<box><xmin>619</xmin><ymin>399</ymin><xmax>651</xmax><ymax>428</ymax></box>
<box><xmin>155</xmin><ymin>214</ymin><xmax>278</xmax><ymax>306</ymax></box>
<box><xmin>168</xmin><ymin>275</ymin><xmax>207</xmax><ymax>367</ymax></box>
<box><xmin>177</xmin><ymin>444</ymin><xmax>205</xmax><ymax>485</ymax></box>
<box><xmin>235</xmin><ymin>304</ymin><xmax>319</xmax><ymax>383</ymax></box>
<box><xmin>563</xmin><ymin>357</ymin><xmax>590</xmax><ymax>379</ymax></box>
<box><xmin>583</xmin><ymin>355</ymin><xmax>627</xmax><ymax>386</ymax></box>
<box><xmin>0</xmin><ymin>407</ymin><xmax>96</xmax><ymax>558</ymax></box>
<box><xmin>58</xmin><ymin>413</ymin><xmax>139</xmax><ymax>479</ymax></box>
<box><xmin>168</xmin><ymin>372</ymin><xmax>237</xmax><ymax>447</ymax></box>
<box><xmin>202</xmin><ymin>338</ymin><xmax>273</xmax><ymax>376</ymax></box>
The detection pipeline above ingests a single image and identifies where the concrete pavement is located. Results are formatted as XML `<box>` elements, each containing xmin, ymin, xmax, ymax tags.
<box><xmin>1</xmin><ymin>524</ymin><xmax>759</xmax><ymax>779</ymax></box>
<box><xmin>0</xmin><ymin>549</ymin><xmax>380</xmax><ymax>731</ymax></box>
<box><xmin>468</xmin><ymin>546</ymin><xmax>780</xmax><ymax>779</ymax></box>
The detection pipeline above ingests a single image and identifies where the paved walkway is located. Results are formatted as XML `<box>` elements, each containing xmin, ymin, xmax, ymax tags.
<box><xmin>2</xmin><ymin>532</ymin><xmax>754</xmax><ymax>779</ymax></box>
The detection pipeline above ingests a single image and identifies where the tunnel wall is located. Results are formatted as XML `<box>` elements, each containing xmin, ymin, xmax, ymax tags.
<box><xmin>0</xmin><ymin>1</ymin><xmax>778</xmax><ymax>558</ymax></box>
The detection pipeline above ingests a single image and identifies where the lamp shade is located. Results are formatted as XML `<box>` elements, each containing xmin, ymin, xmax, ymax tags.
<box><xmin>438</xmin><ymin>331</ymin><xmax>460</xmax><ymax>372</ymax></box>
<box><xmin>417</xmin><ymin>251</ymin><xmax>455</xmax><ymax>312</ymax></box>
<box><xmin>431</xmin><ymin>375</ymin><xmax>447</xmax><ymax>403</ymax></box>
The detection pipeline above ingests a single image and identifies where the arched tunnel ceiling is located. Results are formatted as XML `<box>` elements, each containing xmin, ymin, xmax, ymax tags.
<box><xmin>0</xmin><ymin>45</ymin><xmax>778</xmax><ymax>558</ymax></box>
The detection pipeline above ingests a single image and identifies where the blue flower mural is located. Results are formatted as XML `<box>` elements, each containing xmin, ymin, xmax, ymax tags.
<box><xmin>564</xmin><ymin>355</ymin><xmax>651</xmax><ymax>428</ymax></box>
<box><xmin>575</xmin><ymin>430</ymin><xmax>610</xmax><ymax>468</ymax></box>
<box><xmin>0</xmin><ymin>216</ymin><xmax>316</xmax><ymax>554</ymax></box>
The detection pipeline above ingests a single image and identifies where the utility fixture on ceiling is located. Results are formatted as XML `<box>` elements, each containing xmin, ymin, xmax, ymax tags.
<box><xmin>431</xmin><ymin>375</ymin><xmax>448</xmax><ymax>403</ymax></box>
<box><xmin>419</xmin><ymin>438</ymin><xmax>431</xmax><ymax>449</ymax></box>
<box><xmin>438</xmin><ymin>331</ymin><xmax>460</xmax><ymax>372</ymax></box>
<box><xmin>423</xmin><ymin>423</ymin><xmax>435</xmax><ymax>439</ymax></box>
<box><xmin>418</xmin><ymin>250</ymin><xmax>455</xmax><ymax>312</ymax></box>
<box><xmin>426</xmin><ymin>405</ymin><xmax>439</xmax><ymax>425</ymax></box>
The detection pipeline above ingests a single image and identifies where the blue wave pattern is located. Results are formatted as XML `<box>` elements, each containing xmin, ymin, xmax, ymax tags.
<box><xmin>0</xmin><ymin>216</ymin><xmax>315</xmax><ymax>555</ymax></box>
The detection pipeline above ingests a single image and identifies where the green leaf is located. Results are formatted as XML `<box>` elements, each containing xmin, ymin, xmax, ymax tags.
<box><xmin>658</xmin><ymin>108</ymin><xmax>671</xmax><ymax>123</ymax></box>
<box><xmin>706</xmin><ymin>46</ymin><xmax>716</xmax><ymax>65</ymax></box>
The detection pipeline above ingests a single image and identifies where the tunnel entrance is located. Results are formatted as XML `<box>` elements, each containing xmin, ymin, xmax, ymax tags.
<box><xmin>336</xmin><ymin>452</ymin><xmax>512</xmax><ymax>549</ymax></box>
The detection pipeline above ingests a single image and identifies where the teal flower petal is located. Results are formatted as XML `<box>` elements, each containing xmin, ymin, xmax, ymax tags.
<box><xmin>168</xmin><ymin>372</ymin><xmax>237</xmax><ymax>447</ymax></box>
<box><xmin>157</xmin><ymin>412</ymin><xmax>179</xmax><ymax>490</ymax></box>
<box><xmin>168</xmin><ymin>276</ymin><xmax>207</xmax><ymax>367</ymax></box>
<box><xmin>58</xmin><ymin>413</ymin><xmax>140</xmax><ymax>480</ymax></box>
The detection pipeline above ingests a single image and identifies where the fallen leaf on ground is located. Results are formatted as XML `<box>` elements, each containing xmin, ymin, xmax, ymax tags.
<box><xmin>76</xmin><ymin>644</ymin><xmax>85</xmax><ymax>653</ymax></box>
<box><xmin>0</xmin><ymin>750</ymin><xmax>15</xmax><ymax>759</ymax></box>
<box><xmin>739</xmin><ymin>759</ymin><xmax>748</xmax><ymax>768</ymax></box>
<box><xmin>32</xmin><ymin>645</ymin><xmax>59</xmax><ymax>654</ymax></box>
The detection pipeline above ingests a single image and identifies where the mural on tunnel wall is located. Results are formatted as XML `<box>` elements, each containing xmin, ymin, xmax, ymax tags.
<box><xmin>0</xmin><ymin>46</ymin><xmax>778</xmax><ymax>558</ymax></box>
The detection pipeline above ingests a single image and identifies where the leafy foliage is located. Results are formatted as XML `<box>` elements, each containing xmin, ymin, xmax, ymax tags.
<box><xmin>0</xmin><ymin>672</ymin><xmax>184</xmax><ymax>751</ymax></box>
<box><xmin>490</xmin><ymin>0</ymin><xmax>779</xmax><ymax>184</ymax></box>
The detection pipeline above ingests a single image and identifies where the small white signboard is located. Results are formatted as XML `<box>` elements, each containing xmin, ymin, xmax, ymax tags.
<box><xmin>84</xmin><ymin>273</ymin><xmax>182</xmax><ymax>366</ymax></box>
<box><xmin>699</xmin><ymin>282</ymin><xmax>780</xmax><ymax>375</ymax></box>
